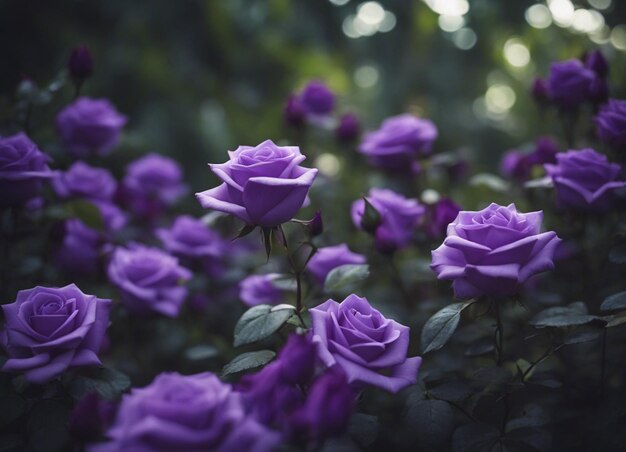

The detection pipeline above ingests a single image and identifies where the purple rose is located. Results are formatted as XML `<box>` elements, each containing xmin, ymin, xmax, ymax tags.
<box><xmin>93</xmin><ymin>200</ymin><xmax>128</xmax><ymax>232</ymax></box>
<box><xmin>239</xmin><ymin>274</ymin><xmax>284</xmax><ymax>307</ymax></box>
<box><xmin>424</xmin><ymin>198</ymin><xmax>462</xmax><ymax>239</ymax></box>
<box><xmin>307</xmin><ymin>244</ymin><xmax>366</xmax><ymax>285</ymax></box>
<box><xmin>595</xmin><ymin>99</ymin><xmax>626</xmax><ymax>152</ymax></box>
<box><xmin>156</xmin><ymin>215</ymin><xmax>225</xmax><ymax>261</ymax></box>
<box><xmin>53</xmin><ymin>161</ymin><xmax>117</xmax><ymax>201</ymax></box>
<box><xmin>299</xmin><ymin>80</ymin><xmax>335</xmax><ymax>115</ymax></box>
<box><xmin>196</xmin><ymin>140</ymin><xmax>318</xmax><ymax>227</ymax></box>
<box><xmin>547</xmin><ymin>59</ymin><xmax>596</xmax><ymax>109</ymax></box>
<box><xmin>359</xmin><ymin>114</ymin><xmax>438</xmax><ymax>172</ymax></box>
<box><xmin>431</xmin><ymin>203</ymin><xmax>562</xmax><ymax>298</ymax></box>
<box><xmin>55</xmin><ymin>219</ymin><xmax>102</xmax><ymax>277</ymax></box>
<box><xmin>91</xmin><ymin>372</ymin><xmax>280</xmax><ymax>452</ymax></box>
<box><xmin>0</xmin><ymin>284</ymin><xmax>111</xmax><ymax>383</ymax></box>
<box><xmin>56</xmin><ymin>97</ymin><xmax>127</xmax><ymax>157</ymax></box>
<box><xmin>70</xmin><ymin>392</ymin><xmax>116</xmax><ymax>442</ymax></box>
<box><xmin>544</xmin><ymin>148</ymin><xmax>626</xmax><ymax>212</ymax></box>
<box><xmin>335</xmin><ymin>113</ymin><xmax>360</xmax><ymax>142</ymax></box>
<box><xmin>500</xmin><ymin>137</ymin><xmax>558</xmax><ymax>181</ymax></box>
<box><xmin>351</xmin><ymin>188</ymin><xmax>425</xmax><ymax>250</ymax></box>
<box><xmin>0</xmin><ymin>133</ymin><xmax>53</xmax><ymax>208</ymax></box>
<box><xmin>277</xmin><ymin>333</ymin><xmax>317</xmax><ymax>386</ymax></box>
<box><xmin>283</xmin><ymin>95</ymin><xmax>306</xmax><ymax>127</ymax></box>
<box><xmin>531</xmin><ymin>77</ymin><xmax>549</xmax><ymax>106</ymax></box>
<box><xmin>526</xmin><ymin>136</ymin><xmax>559</xmax><ymax>167</ymax></box>
<box><xmin>310</xmin><ymin>294</ymin><xmax>422</xmax><ymax>393</ymax></box>
<box><xmin>68</xmin><ymin>44</ymin><xmax>94</xmax><ymax>81</ymax></box>
<box><xmin>107</xmin><ymin>244</ymin><xmax>192</xmax><ymax>317</ymax></box>
<box><xmin>585</xmin><ymin>50</ymin><xmax>609</xmax><ymax>78</ymax></box>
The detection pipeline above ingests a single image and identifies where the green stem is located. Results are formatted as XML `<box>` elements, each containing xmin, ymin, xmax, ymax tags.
<box><xmin>600</xmin><ymin>328</ymin><xmax>607</xmax><ymax>399</ymax></box>
<box><xmin>493</xmin><ymin>300</ymin><xmax>504</xmax><ymax>366</ymax></box>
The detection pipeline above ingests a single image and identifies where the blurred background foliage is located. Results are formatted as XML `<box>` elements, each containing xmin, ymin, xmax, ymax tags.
<box><xmin>1</xmin><ymin>0</ymin><xmax>626</xmax><ymax>197</ymax></box>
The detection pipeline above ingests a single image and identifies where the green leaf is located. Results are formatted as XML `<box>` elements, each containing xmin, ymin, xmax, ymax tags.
<box><xmin>601</xmin><ymin>292</ymin><xmax>626</xmax><ymax>311</ymax></box>
<box><xmin>609</xmin><ymin>243</ymin><xmax>626</xmax><ymax>264</ymax></box>
<box><xmin>222</xmin><ymin>350</ymin><xmax>276</xmax><ymax>377</ymax></box>
<box><xmin>421</xmin><ymin>302</ymin><xmax>470</xmax><ymax>354</ymax></box>
<box><xmin>67</xmin><ymin>367</ymin><xmax>131</xmax><ymax>401</ymax></box>
<box><xmin>66</xmin><ymin>200</ymin><xmax>104</xmax><ymax>231</ymax></box>
<box><xmin>233</xmin><ymin>304</ymin><xmax>295</xmax><ymax>347</ymax></box>
<box><xmin>530</xmin><ymin>302</ymin><xmax>597</xmax><ymax>328</ymax></box>
<box><xmin>563</xmin><ymin>330</ymin><xmax>601</xmax><ymax>345</ymax></box>
<box><xmin>0</xmin><ymin>395</ymin><xmax>26</xmax><ymax>427</ymax></box>
<box><xmin>428</xmin><ymin>381</ymin><xmax>473</xmax><ymax>403</ymax></box>
<box><xmin>405</xmin><ymin>399</ymin><xmax>455</xmax><ymax>449</ymax></box>
<box><xmin>506</xmin><ymin>404</ymin><xmax>549</xmax><ymax>432</ymax></box>
<box><xmin>348</xmin><ymin>413</ymin><xmax>378</xmax><ymax>447</ymax></box>
<box><xmin>269</xmin><ymin>274</ymin><xmax>297</xmax><ymax>292</ymax></box>
<box><xmin>324</xmin><ymin>264</ymin><xmax>369</xmax><ymax>293</ymax></box>
<box><xmin>26</xmin><ymin>399</ymin><xmax>70</xmax><ymax>452</ymax></box>
<box><xmin>184</xmin><ymin>345</ymin><xmax>219</xmax><ymax>361</ymax></box>
<box><xmin>452</xmin><ymin>423</ymin><xmax>500</xmax><ymax>452</ymax></box>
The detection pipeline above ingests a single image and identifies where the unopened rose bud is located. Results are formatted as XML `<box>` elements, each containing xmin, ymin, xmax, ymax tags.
<box><xmin>68</xmin><ymin>44</ymin><xmax>94</xmax><ymax>81</ymax></box>
<box><xmin>585</xmin><ymin>50</ymin><xmax>609</xmax><ymax>78</ymax></box>
<box><xmin>335</xmin><ymin>113</ymin><xmax>360</xmax><ymax>142</ymax></box>
<box><xmin>307</xmin><ymin>211</ymin><xmax>323</xmax><ymax>237</ymax></box>
<box><xmin>360</xmin><ymin>197</ymin><xmax>381</xmax><ymax>234</ymax></box>
<box><xmin>531</xmin><ymin>77</ymin><xmax>549</xmax><ymax>106</ymax></box>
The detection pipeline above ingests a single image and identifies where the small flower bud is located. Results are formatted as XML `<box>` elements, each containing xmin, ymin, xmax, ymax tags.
<box><xmin>68</xmin><ymin>44</ymin><xmax>94</xmax><ymax>81</ymax></box>
<box><xmin>360</xmin><ymin>197</ymin><xmax>381</xmax><ymax>234</ymax></box>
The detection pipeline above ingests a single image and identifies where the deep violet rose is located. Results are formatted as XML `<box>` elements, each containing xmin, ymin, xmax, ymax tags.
<box><xmin>307</xmin><ymin>244</ymin><xmax>366</xmax><ymax>285</ymax></box>
<box><xmin>299</xmin><ymin>80</ymin><xmax>335</xmax><ymax>115</ymax></box>
<box><xmin>531</xmin><ymin>77</ymin><xmax>549</xmax><ymax>106</ymax></box>
<box><xmin>0</xmin><ymin>284</ymin><xmax>111</xmax><ymax>383</ymax></box>
<box><xmin>431</xmin><ymin>203</ymin><xmax>562</xmax><ymax>299</ymax></box>
<box><xmin>544</xmin><ymin>149</ymin><xmax>626</xmax><ymax>212</ymax></box>
<box><xmin>335</xmin><ymin>113</ymin><xmax>360</xmax><ymax>142</ymax></box>
<box><xmin>500</xmin><ymin>137</ymin><xmax>559</xmax><ymax>181</ymax></box>
<box><xmin>55</xmin><ymin>219</ymin><xmax>102</xmax><ymax>277</ymax></box>
<box><xmin>239</xmin><ymin>274</ymin><xmax>284</xmax><ymax>307</ymax></box>
<box><xmin>284</xmin><ymin>94</ymin><xmax>306</xmax><ymax>127</ymax></box>
<box><xmin>351</xmin><ymin>188</ymin><xmax>425</xmax><ymax>250</ymax></box>
<box><xmin>68</xmin><ymin>45</ymin><xmax>94</xmax><ymax>81</ymax></box>
<box><xmin>0</xmin><ymin>133</ymin><xmax>53</xmax><ymax>208</ymax></box>
<box><xmin>547</xmin><ymin>59</ymin><xmax>595</xmax><ymax>109</ymax></box>
<box><xmin>310</xmin><ymin>294</ymin><xmax>422</xmax><ymax>393</ymax></box>
<box><xmin>53</xmin><ymin>161</ymin><xmax>117</xmax><ymax>201</ymax></box>
<box><xmin>424</xmin><ymin>198</ymin><xmax>462</xmax><ymax>239</ymax></box>
<box><xmin>70</xmin><ymin>392</ymin><xmax>116</xmax><ymax>442</ymax></box>
<box><xmin>90</xmin><ymin>372</ymin><xmax>280</xmax><ymax>452</ymax></box>
<box><xmin>358</xmin><ymin>114</ymin><xmax>438</xmax><ymax>172</ymax></box>
<box><xmin>585</xmin><ymin>49</ymin><xmax>609</xmax><ymax>78</ymax></box>
<box><xmin>277</xmin><ymin>333</ymin><xmax>317</xmax><ymax>386</ymax></box>
<box><xmin>56</xmin><ymin>97</ymin><xmax>127</xmax><ymax>157</ymax></box>
<box><xmin>107</xmin><ymin>244</ymin><xmax>192</xmax><ymax>317</ymax></box>
<box><xmin>196</xmin><ymin>140</ymin><xmax>318</xmax><ymax>227</ymax></box>
<box><xmin>155</xmin><ymin>215</ymin><xmax>225</xmax><ymax>261</ymax></box>
<box><xmin>595</xmin><ymin>99</ymin><xmax>626</xmax><ymax>152</ymax></box>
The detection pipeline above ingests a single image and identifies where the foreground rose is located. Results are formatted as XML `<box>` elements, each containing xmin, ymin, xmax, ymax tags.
<box><xmin>56</xmin><ymin>97</ymin><xmax>127</xmax><ymax>157</ymax></box>
<box><xmin>0</xmin><ymin>133</ymin><xmax>53</xmax><ymax>208</ymax></box>
<box><xmin>595</xmin><ymin>99</ymin><xmax>626</xmax><ymax>152</ymax></box>
<box><xmin>90</xmin><ymin>372</ymin><xmax>280</xmax><ymax>452</ymax></box>
<box><xmin>431</xmin><ymin>203</ymin><xmax>561</xmax><ymax>299</ymax></box>
<box><xmin>0</xmin><ymin>284</ymin><xmax>111</xmax><ymax>383</ymax></box>
<box><xmin>544</xmin><ymin>148</ymin><xmax>626</xmax><ymax>212</ymax></box>
<box><xmin>547</xmin><ymin>59</ymin><xmax>595</xmax><ymax>109</ymax></box>
<box><xmin>359</xmin><ymin>114</ymin><xmax>437</xmax><ymax>172</ymax></box>
<box><xmin>307</xmin><ymin>244</ymin><xmax>366</xmax><ymax>285</ymax></box>
<box><xmin>107</xmin><ymin>244</ymin><xmax>192</xmax><ymax>317</ymax></box>
<box><xmin>310</xmin><ymin>294</ymin><xmax>422</xmax><ymax>393</ymax></box>
<box><xmin>53</xmin><ymin>161</ymin><xmax>117</xmax><ymax>201</ymax></box>
<box><xmin>196</xmin><ymin>140</ymin><xmax>318</xmax><ymax>227</ymax></box>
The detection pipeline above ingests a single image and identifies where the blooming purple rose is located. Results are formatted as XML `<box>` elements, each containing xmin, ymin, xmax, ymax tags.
<box><xmin>55</xmin><ymin>219</ymin><xmax>102</xmax><ymax>277</ymax></box>
<box><xmin>352</xmin><ymin>188</ymin><xmax>425</xmax><ymax>250</ymax></box>
<box><xmin>431</xmin><ymin>203</ymin><xmax>562</xmax><ymax>298</ymax></box>
<box><xmin>544</xmin><ymin>149</ymin><xmax>626</xmax><ymax>212</ymax></box>
<box><xmin>156</xmin><ymin>215</ymin><xmax>225</xmax><ymax>262</ymax></box>
<box><xmin>336</xmin><ymin>113</ymin><xmax>360</xmax><ymax>142</ymax></box>
<box><xmin>424</xmin><ymin>198</ymin><xmax>462</xmax><ymax>239</ymax></box>
<box><xmin>310</xmin><ymin>294</ymin><xmax>422</xmax><ymax>393</ymax></box>
<box><xmin>53</xmin><ymin>161</ymin><xmax>117</xmax><ymax>201</ymax></box>
<box><xmin>307</xmin><ymin>244</ymin><xmax>366</xmax><ymax>285</ymax></box>
<box><xmin>91</xmin><ymin>372</ymin><xmax>280</xmax><ymax>452</ymax></box>
<box><xmin>595</xmin><ymin>99</ymin><xmax>626</xmax><ymax>152</ymax></box>
<box><xmin>56</xmin><ymin>97</ymin><xmax>127</xmax><ymax>158</ymax></box>
<box><xmin>107</xmin><ymin>244</ymin><xmax>192</xmax><ymax>317</ymax></box>
<box><xmin>500</xmin><ymin>137</ymin><xmax>558</xmax><ymax>181</ymax></box>
<box><xmin>547</xmin><ymin>59</ymin><xmax>596</xmax><ymax>109</ymax></box>
<box><xmin>0</xmin><ymin>133</ymin><xmax>53</xmax><ymax>208</ymax></box>
<box><xmin>277</xmin><ymin>333</ymin><xmax>317</xmax><ymax>386</ymax></box>
<box><xmin>239</xmin><ymin>274</ymin><xmax>284</xmax><ymax>307</ymax></box>
<box><xmin>299</xmin><ymin>80</ymin><xmax>335</xmax><ymax>115</ymax></box>
<box><xmin>196</xmin><ymin>140</ymin><xmax>318</xmax><ymax>227</ymax></box>
<box><xmin>585</xmin><ymin>49</ymin><xmax>609</xmax><ymax>78</ymax></box>
<box><xmin>359</xmin><ymin>114</ymin><xmax>438</xmax><ymax>172</ymax></box>
<box><xmin>0</xmin><ymin>284</ymin><xmax>111</xmax><ymax>383</ymax></box>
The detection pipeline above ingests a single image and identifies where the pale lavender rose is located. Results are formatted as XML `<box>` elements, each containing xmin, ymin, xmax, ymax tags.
<box><xmin>56</xmin><ymin>97</ymin><xmax>127</xmax><ymax>157</ymax></box>
<box><xmin>595</xmin><ymin>99</ymin><xmax>626</xmax><ymax>152</ymax></box>
<box><xmin>53</xmin><ymin>161</ymin><xmax>117</xmax><ymax>201</ymax></box>
<box><xmin>359</xmin><ymin>114</ymin><xmax>438</xmax><ymax>172</ymax></box>
<box><xmin>0</xmin><ymin>133</ymin><xmax>54</xmax><ymax>208</ymax></box>
<box><xmin>239</xmin><ymin>274</ymin><xmax>284</xmax><ymax>307</ymax></box>
<box><xmin>90</xmin><ymin>372</ymin><xmax>280</xmax><ymax>452</ymax></box>
<box><xmin>310</xmin><ymin>294</ymin><xmax>422</xmax><ymax>393</ymax></box>
<box><xmin>307</xmin><ymin>244</ymin><xmax>366</xmax><ymax>285</ymax></box>
<box><xmin>544</xmin><ymin>148</ymin><xmax>626</xmax><ymax>212</ymax></box>
<box><xmin>196</xmin><ymin>140</ymin><xmax>318</xmax><ymax>227</ymax></box>
<box><xmin>107</xmin><ymin>244</ymin><xmax>192</xmax><ymax>317</ymax></box>
<box><xmin>351</xmin><ymin>188</ymin><xmax>425</xmax><ymax>250</ymax></box>
<box><xmin>0</xmin><ymin>284</ymin><xmax>111</xmax><ymax>383</ymax></box>
<box><xmin>431</xmin><ymin>203</ymin><xmax>561</xmax><ymax>299</ymax></box>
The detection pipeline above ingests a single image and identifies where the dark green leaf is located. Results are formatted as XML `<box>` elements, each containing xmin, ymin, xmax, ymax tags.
<box><xmin>269</xmin><ymin>274</ymin><xmax>297</xmax><ymax>292</ymax></box>
<box><xmin>184</xmin><ymin>345</ymin><xmax>219</xmax><ymax>361</ymax></box>
<box><xmin>27</xmin><ymin>399</ymin><xmax>70</xmax><ymax>452</ymax></box>
<box><xmin>464</xmin><ymin>337</ymin><xmax>495</xmax><ymax>357</ymax></box>
<box><xmin>505</xmin><ymin>427</ymin><xmax>551</xmax><ymax>451</ymax></box>
<box><xmin>472</xmin><ymin>367</ymin><xmax>513</xmax><ymax>384</ymax></box>
<box><xmin>429</xmin><ymin>381</ymin><xmax>473</xmax><ymax>402</ymax></box>
<box><xmin>405</xmin><ymin>399</ymin><xmax>454</xmax><ymax>449</ymax></box>
<box><xmin>421</xmin><ymin>302</ymin><xmax>469</xmax><ymax>354</ymax></box>
<box><xmin>222</xmin><ymin>350</ymin><xmax>276</xmax><ymax>377</ymax></box>
<box><xmin>530</xmin><ymin>302</ymin><xmax>597</xmax><ymax>328</ymax></box>
<box><xmin>609</xmin><ymin>243</ymin><xmax>626</xmax><ymax>264</ymax></box>
<box><xmin>452</xmin><ymin>423</ymin><xmax>500</xmax><ymax>452</ymax></box>
<box><xmin>601</xmin><ymin>291</ymin><xmax>626</xmax><ymax>311</ymax></box>
<box><xmin>324</xmin><ymin>264</ymin><xmax>369</xmax><ymax>293</ymax></box>
<box><xmin>67</xmin><ymin>367</ymin><xmax>131</xmax><ymax>400</ymax></box>
<box><xmin>233</xmin><ymin>224</ymin><xmax>256</xmax><ymax>239</ymax></box>
<box><xmin>233</xmin><ymin>304</ymin><xmax>295</xmax><ymax>347</ymax></box>
<box><xmin>506</xmin><ymin>404</ymin><xmax>549</xmax><ymax>432</ymax></box>
<box><xmin>564</xmin><ymin>330</ymin><xmax>601</xmax><ymax>345</ymax></box>
<box><xmin>349</xmin><ymin>413</ymin><xmax>378</xmax><ymax>447</ymax></box>
<box><xmin>0</xmin><ymin>395</ymin><xmax>26</xmax><ymax>426</ymax></box>
<box><xmin>65</xmin><ymin>200</ymin><xmax>105</xmax><ymax>231</ymax></box>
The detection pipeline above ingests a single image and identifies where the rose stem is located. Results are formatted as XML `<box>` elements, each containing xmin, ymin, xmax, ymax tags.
<box><xmin>278</xmin><ymin>225</ymin><xmax>306</xmax><ymax>327</ymax></box>
<box><xmin>493</xmin><ymin>299</ymin><xmax>504</xmax><ymax>366</ymax></box>
<box><xmin>600</xmin><ymin>328</ymin><xmax>607</xmax><ymax>399</ymax></box>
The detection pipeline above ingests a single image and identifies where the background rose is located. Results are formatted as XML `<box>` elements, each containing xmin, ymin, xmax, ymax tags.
<box><xmin>310</xmin><ymin>294</ymin><xmax>422</xmax><ymax>393</ymax></box>
<box><xmin>0</xmin><ymin>133</ymin><xmax>53</xmax><ymax>208</ymax></box>
<box><xmin>351</xmin><ymin>188</ymin><xmax>425</xmax><ymax>250</ymax></box>
<box><xmin>196</xmin><ymin>140</ymin><xmax>318</xmax><ymax>227</ymax></box>
<box><xmin>595</xmin><ymin>99</ymin><xmax>626</xmax><ymax>152</ymax></box>
<box><xmin>544</xmin><ymin>148</ymin><xmax>626</xmax><ymax>212</ymax></box>
<box><xmin>55</xmin><ymin>219</ymin><xmax>102</xmax><ymax>277</ymax></box>
<box><xmin>424</xmin><ymin>198</ymin><xmax>462</xmax><ymax>239</ymax></box>
<box><xmin>431</xmin><ymin>203</ymin><xmax>561</xmax><ymax>298</ymax></box>
<box><xmin>299</xmin><ymin>80</ymin><xmax>335</xmax><ymax>115</ymax></box>
<box><xmin>156</xmin><ymin>215</ymin><xmax>225</xmax><ymax>260</ymax></box>
<box><xmin>239</xmin><ymin>274</ymin><xmax>284</xmax><ymax>307</ymax></box>
<box><xmin>307</xmin><ymin>244</ymin><xmax>366</xmax><ymax>285</ymax></box>
<box><xmin>0</xmin><ymin>284</ymin><xmax>111</xmax><ymax>383</ymax></box>
<box><xmin>547</xmin><ymin>59</ymin><xmax>595</xmax><ymax>109</ymax></box>
<box><xmin>107</xmin><ymin>244</ymin><xmax>192</xmax><ymax>317</ymax></box>
<box><xmin>359</xmin><ymin>114</ymin><xmax>438</xmax><ymax>172</ymax></box>
<box><xmin>56</xmin><ymin>97</ymin><xmax>127</xmax><ymax>157</ymax></box>
<box><xmin>53</xmin><ymin>161</ymin><xmax>117</xmax><ymax>201</ymax></box>
<box><xmin>91</xmin><ymin>372</ymin><xmax>280</xmax><ymax>452</ymax></box>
